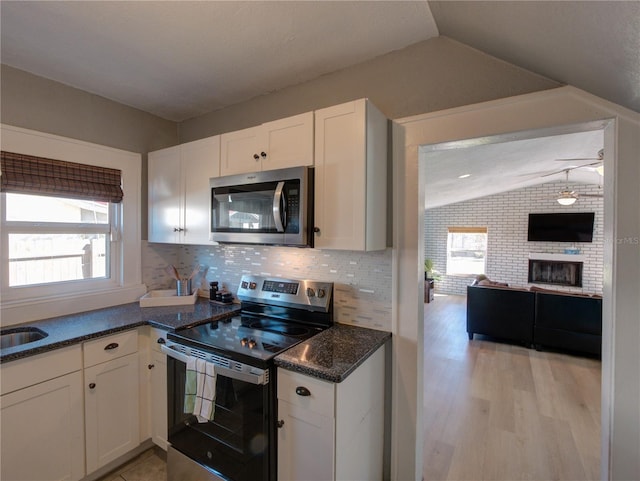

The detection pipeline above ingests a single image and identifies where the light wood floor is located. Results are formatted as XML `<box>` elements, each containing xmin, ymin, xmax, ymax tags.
<box><xmin>423</xmin><ymin>294</ymin><xmax>601</xmax><ymax>481</ymax></box>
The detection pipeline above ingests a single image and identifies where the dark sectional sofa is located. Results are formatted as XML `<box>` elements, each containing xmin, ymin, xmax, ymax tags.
<box><xmin>466</xmin><ymin>285</ymin><xmax>602</xmax><ymax>357</ymax></box>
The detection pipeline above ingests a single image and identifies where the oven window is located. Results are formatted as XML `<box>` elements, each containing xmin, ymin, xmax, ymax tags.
<box><xmin>168</xmin><ymin>357</ymin><xmax>274</xmax><ymax>481</ymax></box>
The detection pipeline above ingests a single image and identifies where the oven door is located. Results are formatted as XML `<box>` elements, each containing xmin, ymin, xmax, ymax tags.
<box><xmin>162</xmin><ymin>344</ymin><xmax>275</xmax><ymax>481</ymax></box>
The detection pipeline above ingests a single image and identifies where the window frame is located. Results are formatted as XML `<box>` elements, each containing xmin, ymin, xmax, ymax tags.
<box><xmin>446</xmin><ymin>226</ymin><xmax>488</xmax><ymax>276</ymax></box>
<box><xmin>0</xmin><ymin>124</ymin><xmax>144</xmax><ymax>326</ymax></box>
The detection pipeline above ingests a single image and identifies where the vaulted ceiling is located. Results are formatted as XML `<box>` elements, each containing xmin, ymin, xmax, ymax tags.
<box><xmin>1</xmin><ymin>1</ymin><xmax>636</xmax><ymax>206</ymax></box>
<box><xmin>2</xmin><ymin>1</ymin><xmax>638</xmax><ymax>123</ymax></box>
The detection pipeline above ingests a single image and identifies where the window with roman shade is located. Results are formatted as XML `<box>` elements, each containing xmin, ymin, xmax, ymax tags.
<box><xmin>1</xmin><ymin>151</ymin><xmax>122</xmax><ymax>288</ymax></box>
<box><xmin>1</xmin><ymin>151</ymin><xmax>123</xmax><ymax>202</ymax></box>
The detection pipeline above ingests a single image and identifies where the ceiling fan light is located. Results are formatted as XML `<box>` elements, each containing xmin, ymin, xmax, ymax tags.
<box><xmin>557</xmin><ymin>196</ymin><xmax>577</xmax><ymax>206</ymax></box>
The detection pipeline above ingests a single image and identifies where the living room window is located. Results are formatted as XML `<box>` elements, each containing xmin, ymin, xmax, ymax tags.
<box><xmin>446</xmin><ymin>227</ymin><xmax>487</xmax><ymax>275</ymax></box>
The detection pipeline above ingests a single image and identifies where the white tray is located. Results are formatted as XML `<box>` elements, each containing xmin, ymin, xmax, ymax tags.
<box><xmin>139</xmin><ymin>289</ymin><xmax>198</xmax><ymax>307</ymax></box>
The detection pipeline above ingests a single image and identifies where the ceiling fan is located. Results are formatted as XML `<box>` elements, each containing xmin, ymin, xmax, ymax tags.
<box><xmin>554</xmin><ymin>148</ymin><xmax>604</xmax><ymax>163</ymax></box>
<box><xmin>555</xmin><ymin>169</ymin><xmax>603</xmax><ymax>205</ymax></box>
<box><xmin>554</xmin><ymin>148</ymin><xmax>604</xmax><ymax>176</ymax></box>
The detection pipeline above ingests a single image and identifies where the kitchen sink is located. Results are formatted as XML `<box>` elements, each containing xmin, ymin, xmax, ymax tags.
<box><xmin>0</xmin><ymin>327</ymin><xmax>48</xmax><ymax>349</ymax></box>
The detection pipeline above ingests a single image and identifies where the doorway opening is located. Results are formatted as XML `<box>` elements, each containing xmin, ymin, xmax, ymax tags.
<box><xmin>419</xmin><ymin>120</ymin><xmax>609</xmax><ymax>480</ymax></box>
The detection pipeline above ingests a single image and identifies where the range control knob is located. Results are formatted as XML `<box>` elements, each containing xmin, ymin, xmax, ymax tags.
<box><xmin>306</xmin><ymin>287</ymin><xmax>315</xmax><ymax>298</ymax></box>
<box><xmin>241</xmin><ymin>337</ymin><xmax>249</xmax><ymax>347</ymax></box>
<box><xmin>248</xmin><ymin>339</ymin><xmax>257</xmax><ymax>349</ymax></box>
<box><xmin>249</xmin><ymin>282</ymin><xmax>257</xmax><ymax>290</ymax></box>
<box><xmin>317</xmin><ymin>288</ymin><xmax>326</xmax><ymax>298</ymax></box>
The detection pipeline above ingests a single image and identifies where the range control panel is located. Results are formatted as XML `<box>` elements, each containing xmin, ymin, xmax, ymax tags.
<box><xmin>237</xmin><ymin>275</ymin><xmax>333</xmax><ymax>312</ymax></box>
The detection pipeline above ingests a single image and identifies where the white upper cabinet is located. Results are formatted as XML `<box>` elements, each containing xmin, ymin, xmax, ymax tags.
<box><xmin>220</xmin><ymin>112</ymin><xmax>313</xmax><ymax>176</ymax></box>
<box><xmin>148</xmin><ymin>135</ymin><xmax>220</xmax><ymax>244</ymax></box>
<box><xmin>313</xmin><ymin>99</ymin><xmax>388</xmax><ymax>251</ymax></box>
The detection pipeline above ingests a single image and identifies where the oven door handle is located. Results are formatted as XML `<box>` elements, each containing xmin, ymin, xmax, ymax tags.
<box><xmin>160</xmin><ymin>344</ymin><xmax>268</xmax><ymax>385</ymax></box>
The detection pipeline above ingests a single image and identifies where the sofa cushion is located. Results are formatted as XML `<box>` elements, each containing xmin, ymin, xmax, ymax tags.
<box><xmin>534</xmin><ymin>292</ymin><xmax>602</xmax><ymax>335</ymax></box>
<box><xmin>466</xmin><ymin>285</ymin><xmax>535</xmax><ymax>344</ymax></box>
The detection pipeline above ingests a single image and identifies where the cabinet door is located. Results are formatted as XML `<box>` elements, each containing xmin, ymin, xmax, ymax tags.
<box><xmin>1</xmin><ymin>371</ymin><xmax>85</xmax><ymax>481</ymax></box>
<box><xmin>181</xmin><ymin>136</ymin><xmax>220</xmax><ymax>244</ymax></box>
<box><xmin>314</xmin><ymin>99</ymin><xmax>387</xmax><ymax>251</ymax></box>
<box><xmin>220</xmin><ymin>126</ymin><xmax>261</xmax><ymax>176</ymax></box>
<box><xmin>277</xmin><ymin>400</ymin><xmax>334</xmax><ymax>481</ymax></box>
<box><xmin>149</xmin><ymin>350</ymin><xmax>168</xmax><ymax>450</ymax></box>
<box><xmin>85</xmin><ymin>353</ymin><xmax>140</xmax><ymax>473</ymax></box>
<box><xmin>261</xmin><ymin>112</ymin><xmax>314</xmax><ymax>171</ymax></box>
<box><xmin>148</xmin><ymin>145</ymin><xmax>181</xmax><ymax>243</ymax></box>
<box><xmin>314</xmin><ymin>100</ymin><xmax>367</xmax><ymax>250</ymax></box>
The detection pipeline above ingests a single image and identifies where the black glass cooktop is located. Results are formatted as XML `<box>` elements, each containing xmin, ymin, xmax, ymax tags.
<box><xmin>168</xmin><ymin>314</ymin><xmax>322</xmax><ymax>366</ymax></box>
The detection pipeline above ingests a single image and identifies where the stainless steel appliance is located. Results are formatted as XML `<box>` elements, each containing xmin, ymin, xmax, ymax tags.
<box><xmin>163</xmin><ymin>275</ymin><xmax>333</xmax><ymax>481</ymax></box>
<box><xmin>209</xmin><ymin>166</ymin><xmax>313</xmax><ymax>246</ymax></box>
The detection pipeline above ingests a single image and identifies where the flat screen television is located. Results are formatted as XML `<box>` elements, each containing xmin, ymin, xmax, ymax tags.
<box><xmin>527</xmin><ymin>212</ymin><xmax>595</xmax><ymax>242</ymax></box>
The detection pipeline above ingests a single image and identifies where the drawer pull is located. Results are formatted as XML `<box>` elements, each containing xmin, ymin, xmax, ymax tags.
<box><xmin>157</xmin><ymin>338</ymin><xmax>166</xmax><ymax>344</ymax></box>
<box><xmin>277</xmin><ymin>420</ymin><xmax>285</xmax><ymax>428</ymax></box>
<box><xmin>295</xmin><ymin>386</ymin><xmax>311</xmax><ymax>397</ymax></box>
<box><xmin>104</xmin><ymin>342</ymin><xmax>119</xmax><ymax>351</ymax></box>
<box><xmin>89</xmin><ymin>383</ymin><xmax>96</xmax><ymax>389</ymax></box>
<box><xmin>148</xmin><ymin>364</ymin><xmax>155</xmax><ymax>370</ymax></box>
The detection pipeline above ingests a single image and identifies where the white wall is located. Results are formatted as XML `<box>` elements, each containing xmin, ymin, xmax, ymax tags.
<box><xmin>179</xmin><ymin>37</ymin><xmax>558</xmax><ymax>141</ymax></box>
<box><xmin>425</xmin><ymin>181</ymin><xmax>604</xmax><ymax>295</ymax></box>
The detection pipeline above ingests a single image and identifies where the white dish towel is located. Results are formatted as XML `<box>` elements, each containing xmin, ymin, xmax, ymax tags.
<box><xmin>184</xmin><ymin>356</ymin><xmax>217</xmax><ymax>422</ymax></box>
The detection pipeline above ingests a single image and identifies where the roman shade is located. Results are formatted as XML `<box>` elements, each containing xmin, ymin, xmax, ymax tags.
<box><xmin>1</xmin><ymin>151</ymin><xmax>123</xmax><ymax>203</ymax></box>
<box><xmin>447</xmin><ymin>226</ymin><xmax>488</xmax><ymax>234</ymax></box>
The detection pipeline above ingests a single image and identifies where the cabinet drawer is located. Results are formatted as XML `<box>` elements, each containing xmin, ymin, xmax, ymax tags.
<box><xmin>83</xmin><ymin>330</ymin><xmax>138</xmax><ymax>368</ymax></box>
<box><xmin>277</xmin><ymin>368</ymin><xmax>334</xmax><ymax>418</ymax></box>
<box><xmin>149</xmin><ymin>327</ymin><xmax>168</xmax><ymax>353</ymax></box>
<box><xmin>0</xmin><ymin>345</ymin><xmax>82</xmax><ymax>396</ymax></box>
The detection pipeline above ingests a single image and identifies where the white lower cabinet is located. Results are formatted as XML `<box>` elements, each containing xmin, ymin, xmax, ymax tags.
<box><xmin>1</xmin><ymin>370</ymin><xmax>85</xmax><ymax>481</ymax></box>
<box><xmin>148</xmin><ymin>328</ymin><xmax>169</xmax><ymax>450</ymax></box>
<box><xmin>277</xmin><ymin>345</ymin><xmax>385</xmax><ymax>481</ymax></box>
<box><xmin>0</xmin><ymin>345</ymin><xmax>85</xmax><ymax>481</ymax></box>
<box><xmin>84</xmin><ymin>331</ymin><xmax>140</xmax><ymax>473</ymax></box>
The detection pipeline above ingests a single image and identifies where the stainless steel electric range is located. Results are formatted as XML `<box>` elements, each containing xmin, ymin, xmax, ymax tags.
<box><xmin>162</xmin><ymin>275</ymin><xmax>333</xmax><ymax>481</ymax></box>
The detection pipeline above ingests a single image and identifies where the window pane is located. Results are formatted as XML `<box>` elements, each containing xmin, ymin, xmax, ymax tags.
<box><xmin>6</xmin><ymin>193</ymin><xmax>109</xmax><ymax>224</ymax></box>
<box><xmin>8</xmin><ymin>233</ymin><xmax>109</xmax><ymax>286</ymax></box>
<box><xmin>447</xmin><ymin>232</ymin><xmax>487</xmax><ymax>275</ymax></box>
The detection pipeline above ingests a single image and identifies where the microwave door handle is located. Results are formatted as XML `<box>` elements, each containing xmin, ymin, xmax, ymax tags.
<box><xmin>272</xmin><ymin>181</ymin><xmax>286</xmax><ymax>233</ymax></box>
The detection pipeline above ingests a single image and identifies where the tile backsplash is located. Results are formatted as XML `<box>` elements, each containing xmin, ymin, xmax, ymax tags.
<box><xmin>142</xmin><ymin>242</ymin><xmax>392</xmax><ymax>331</ymax></box>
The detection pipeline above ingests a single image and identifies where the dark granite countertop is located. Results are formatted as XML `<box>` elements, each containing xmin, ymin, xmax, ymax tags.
<box><xmin>274</xmin><ymin>323</ymin><xmax>391</xmax><ymax>383</ymax></box>
<box><xmin>0</xmin><ymin>298</ymin><xmax>240</xmax><ymax>363</ymax></box>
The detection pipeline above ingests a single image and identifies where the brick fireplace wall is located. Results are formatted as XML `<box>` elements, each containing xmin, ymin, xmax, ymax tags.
<box><xmin>424</xmin><ymin>181</ymin><xmax>604</xmax><ymax>296</ymax></box>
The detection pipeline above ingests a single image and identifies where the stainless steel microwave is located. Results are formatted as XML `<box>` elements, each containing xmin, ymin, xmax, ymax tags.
<box><xmin>210</xmin><ymin>166</ymin><xmax>314</xmax><ymax>246</ymax></box>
